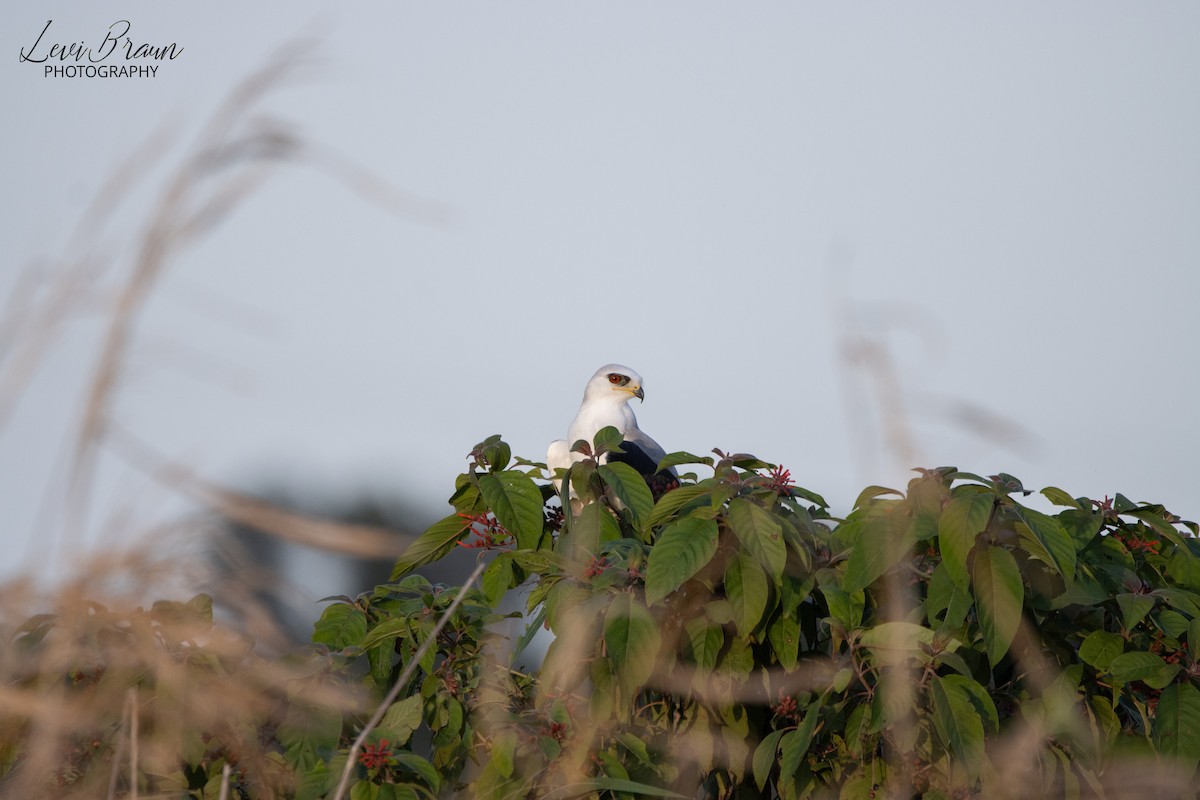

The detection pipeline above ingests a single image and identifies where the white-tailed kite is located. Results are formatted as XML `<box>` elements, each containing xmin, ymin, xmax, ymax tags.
<box><xmin>547</xmin><ymin>364</ymin><xmax>678</xmax><ymax>497</ymax></box>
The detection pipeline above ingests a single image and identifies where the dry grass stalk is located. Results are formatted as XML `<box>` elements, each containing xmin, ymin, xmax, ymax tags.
<box><xmin>0</xmin><ymin>546</ymin><xmax>363</xmax><ymax>799</ymax></box>
<box><xmin>60</xmin><ymin>52</ymin><xmax>306</xmax><ymax>547</ymax></box>
<box><xmin>1</xmin><ymin>40</ymin><xmax>444</xmax><ymax>798</ymax></box>
<box><xmin>108</xmin><ymin>424</ymin><xmax>412</xmax><ymax>560</ymax></box>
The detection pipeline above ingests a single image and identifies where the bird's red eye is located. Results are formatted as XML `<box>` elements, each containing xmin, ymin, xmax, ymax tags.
<box><xmin>608</xmin><ymin>374</ymin><xmax>622</xmax><ymax>384</ymax></box>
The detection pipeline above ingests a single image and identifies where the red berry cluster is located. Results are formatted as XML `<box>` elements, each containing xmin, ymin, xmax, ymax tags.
<box><xmin>1113</xmin><ymin>530</ymin><xmax>1162</xmax><ymax>556</ymax></box>
<box><xmin>547</xmin><ymin>721</ymin><xmax>568</xmax><ymax>742</ymax></box>
<box><xmin>767</xmin><ymin>465</ymin><xmax>795</xmax><ymax>496</ymax></box>
<box><xmin>772</xmin><ymin>694</ymin><xmax>799</xmax><ymax>722</ymax></box>
<box><xmin>455</xmin><ymin>512</ymin><xmax>512</xmax><ymax>549</ymax></box>
<box><xmin>358</xmin><ymin>739</ymin><xmax>395</xmax><ymax>769</ymax></box>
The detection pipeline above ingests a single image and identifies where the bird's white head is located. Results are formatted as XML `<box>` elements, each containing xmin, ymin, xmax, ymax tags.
<box><xmin>583</xmin><ymin>363</ymin><xmax>645</xmax><ymax>405</ymax></box>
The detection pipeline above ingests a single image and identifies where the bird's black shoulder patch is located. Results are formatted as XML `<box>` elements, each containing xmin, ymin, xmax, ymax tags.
<box><xmin>609</xmin><ymin>442</ymin><xmax>680</xmax><ymax>499</ymax></box>
<box><xmin>608</xmin><ymin>441</ymin><xmax>660</xmax><ymax>477</ymax></box>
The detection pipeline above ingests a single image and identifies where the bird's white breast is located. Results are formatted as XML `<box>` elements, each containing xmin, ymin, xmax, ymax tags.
<box><xmin>567</xmin><ymin>401</ymin><xmax>636</xmax><ymax>453</ymax></box>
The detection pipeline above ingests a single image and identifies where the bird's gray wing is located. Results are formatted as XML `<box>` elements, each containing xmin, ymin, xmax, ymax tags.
<box><xmin>622</xmin><ymin>427</ymin><xmax>677</xmax><ymax>477</ymax></box>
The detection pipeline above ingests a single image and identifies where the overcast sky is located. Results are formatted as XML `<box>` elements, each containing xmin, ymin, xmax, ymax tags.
<box><xmin>3</xmin><ymin>3</ymin><xmax>1198</xmax><ymax>582</ymax></box>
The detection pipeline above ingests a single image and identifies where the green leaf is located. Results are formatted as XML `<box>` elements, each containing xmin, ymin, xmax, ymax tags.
<box><xmin>489</xmin><ymin>731</ymin><xmax>516</xmax><ymax>778</ymax></box>
<box><xmin>858</xmin><ymin>621</ymin><xmax>938</xmax><ymax>659</ymax></box>
<box><xmin>991</xmin><ymin>472</ymin><xmax>1027</xmax><ymax>495</ymax></box>
<box><xmin>598</xmin><ymin>461</ymin><xmax>655</xmax><ymax>532</ymax></box>
<box><xmin>360</xmin><ymin>617</ymin><xmax>412</xmax><ymax>650</ymax></box>
<box><xmin>541</xmin><ymin>777</ymin><xmax>687</xmax><ymax>799</ymax></box>
<box><xmin>481</xmin><ymin>554</ymin><xmax>515</xmax><ymax>606</ymax></box>
<box><xmin>767</xmin><ymin>612</ymin><xmax>801</xmax><ymax>671</ymax></box>
<box><xmin>706</xmin><ymin>600</ymin><xmax>734</xmax><ymax>626</ymax></box>
<box><xmin>842</xmin><ymin>509</ymin><xmax>916</xmax><ymax>593</ymax></box>
<box><xmin>852</xmin><ymin>485</ymin><xmax>902</xmax><ymax>509</ymax></box>
<box><xmin>1041</xmin><ymin>486</ymin><xmax>1082</xmax><ymax>509</ymax></box>
<box><xmin>972</xmin><ymin>545</ymin><xmax>1024</xmax><ymax>666</ymax></box>
<box><xmin>1088</xmin><ymin>694</ymin><xmax>1121</xmax><ymax>752</ymax></box>
<box><xmin>475</xmin><ymin>434</ymin><xmax>511</xmax><ymax>472</ymax></box>
<box><xmin>479</xmin><ymin>470</ymin><xmax>545</xmax><ymax>549</ymax></box>
<box><xmin>728</xmin><ymin>498</ymin><xmax>786</xmax><ymax>585</ymax></box>
<box><xmin>726</xmin><ymin>553</ymin><xmax>770</xmax><ymax>638</ymax></box>
<box><xmin>292</xmin><ymin>758</ymin><xmax>338</xmax><ymax>800</ymax></box>
<box><xmin>684</xmin><ymin>618</ymin><xmax>723</xmax><ymax>675</ymax></box>
<box><xmin>391</xmin><ymin>513</ymin><xmax>469</xmax><ymax>578</ymax></box>
<box><xmin>790</xmin><ymin>485</ymin><xmax>829</xmax><ymax>508</ymax></box>
<box><xmin>780</xmin><ymin>698</ymin><xmax>824</xmax><ymax>780</ymax></box>
<box><xmin>1190</xmin><ymin>618</ymin><xmax>1200</xmax><ymax>662</ymax></box>
<box><xmin>648</xmin><ymin>484</ymin><xmax>712</xmax><ymax>528</ymax></box>
<box><xmin>1154</xmin><ymin>683</ymin><xmax>1200</xmax><ymax>769</ymax></box>
<box><xmin>780</xmin><ymin>574</ymin><xmax>815</xmax><ymax>619</ymax></box>
<box><xmin>822</xmin><ymin>583</ymin><xmax>865</xmax><ymax>629</ymax></box>
<box><xmin>1155</xmin><ymin>588</ymin><xmax>1200</xmax><ymax>618</ymax></box>
<box><xmin>312</xmin><ymin>603</ymin><xmax>367</xmax><ymax>650</ymax></box>
<box><xmin>186</xmin><ymin>593</ymin><xmax>214</xmax><ymax>621</ymax></box>
<box><xmin>1108</xmin><ymin>651</ymin><xmax>1170</xmax><ymax>685</ymax></box>
<box><xmin>566</xmin><ymin>460</ymin><xmax>598</xmax><ymax>504</ymax></box>
<box><xmin>560</xmin><ymin>501</ymin><xmax>611</xmax><ymax>558</ymax></box>
<box><xmin>1155</xmin><ymin>610</ymin><xmax>1191</xmax><ymax>638</ymax></box>
<box><xmin>720</xmin><ymin>637</ymin><xmax>755</xmax><ymax>681</ymax></box>
<box><xmin>645</xmin><ymin>517</ymin><xmax>719</xmax><ymax>605</ymax></box>
<box><xmin>941</xmin><ymin>673</ymin><xmax>999</xmax><ymax>734</ymax></box>
<box><xmin>604</xmin><ymin>593</ymin><xmax>661</xmax><ymax>693</ymax></box>
<box><xmin>1014</xmin><ymin>505</ymin><xmax>1076</xmax><ymax>580</ymax></box>
<box><xmin>588</xmin><ymin>659</ymin><xmax>615</xmax><ymax>723</ymax></box>
<box><xmin>911</xmin><ymin>513</ymin><xmax>938</xmax><ymax>541</ymax></box>
<box><xmin>926</xmin><ymin>563</ymin><xmax>972</xmax><ymax>630</ymax></box>
<box><xmin>375</xmin><ymin>695</ymin><xmax>423</xmax><ymax>746</ymax></box>
<box><xmin>1078</xmin><ymin>630</ymin><xmax>1124</xmax><ymax>671</ymax></box>
<box><xmin>1115</xmin><ymin>593</ymin><xmax>1156</xmax><ymax>631</ymax></box>
<box><xmin>616</xmin><ymin>732</ymin><xmax>653</xmax><ymax>766</ymax></box>
<box><xmin>1052</xmin><ymin>569</ymin><xmax>1110</xmax><ymax>609</ymax></box>
<box><xmin>930</xmin><ymin>674</ymin><xmax>985</xmax><ymax>774</ymax></box>
<box><xmin>542</xmin><ymin>734</ymin><xmax>564</xmax><ymax>762</ymax></box>
<box><xmin>938</xmin><ymin>492</ymin><xmax>994</xmax><ymax>589</ymax></box>
<box><xmin>1129</xmin><ymin>509</ymin><xmax>1190</xmax><ymax>550</ymax></box>
<box><xmin>279</xmin><ymin>701</ymin><xmax>342</xmax><ymax>773</ymax></box>
<box><xmin>909</xmin><ymin>471</ymin><xmax>949</xmax><ymax>516</ymax></box>
<box><xmin>512</xmin><ymin>550</ymin><xmax>556</xmax><ymax>573</ymax></box>
<box><xmin>1168</xmin><ymin>550</ymin><xmax>1200</xmax><ymax>592</ymax></box>
<box><xmin>393</xmin><ymin>754</ymin><xmax>440</xmax><ymax>791</ymax></box>
<box><xmin>752</xmin><ymin>729</ymin><xmax>786</xmax><ymax>791</ymax></box>
<box><xmin>657</xmin><ymin>451</ymin><xmax>715</xmax><ymax>471</ymax></box>
<box><xmin>838</xmin><ymin>768</ymin><xmax>882</xmax><ymax>800</ymax></box>
<box><xmin>1059</xmin><ymin>508</ymin><xmax>1103</xmax><ymax>550</ymax></box>
<box><xmin>448</xmin><ymin>473</ymin><xmax>484</xmax><ymax>515</ymax></box>
<box><xmin>591</xmin><ymin>425</ymin><xmax>625</xmax><ymax>457</ymax></box>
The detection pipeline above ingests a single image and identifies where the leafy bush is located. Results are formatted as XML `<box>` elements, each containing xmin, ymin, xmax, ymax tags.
<box><xmin>5</xmin><ymin>431</ymin><xmax>1200</xmax><ymax>799</ymax></box>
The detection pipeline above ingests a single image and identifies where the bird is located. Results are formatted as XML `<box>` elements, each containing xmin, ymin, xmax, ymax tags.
<box><xmin>546</xmin><ymin>364</ymin><xmax>678</xmax><ymax>498</ymax></box>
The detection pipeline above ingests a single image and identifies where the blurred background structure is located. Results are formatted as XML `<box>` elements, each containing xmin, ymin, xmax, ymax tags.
<box><xmin>2</xmin><ymin>4</ymin><xmax>1197</xmax><ymax>635</ymax></box>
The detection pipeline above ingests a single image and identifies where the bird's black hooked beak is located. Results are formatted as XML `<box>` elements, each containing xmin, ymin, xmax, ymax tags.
<box><xmin>633</xmin><ymin>386</ymin><xmax>645</xmax><ymax>402</ymax></box>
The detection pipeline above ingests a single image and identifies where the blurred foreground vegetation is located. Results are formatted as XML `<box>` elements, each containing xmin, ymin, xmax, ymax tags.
<box><xmin>4</xmin><ymin>431</ymin><xmax>1200</xmax><ymax>799</ymax></box>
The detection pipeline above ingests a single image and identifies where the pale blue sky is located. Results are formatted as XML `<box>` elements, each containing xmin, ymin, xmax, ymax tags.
<box><xmin>3</xmin><ymin>3</ymin><xmax>1198</xmax><ymax>580</ymax></box>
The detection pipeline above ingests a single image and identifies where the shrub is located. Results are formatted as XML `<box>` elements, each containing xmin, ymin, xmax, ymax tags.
<box><xmin>316</xmin><ymin>431</ymin><xmax>1200</xmax><ymax>798</ymax></box>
